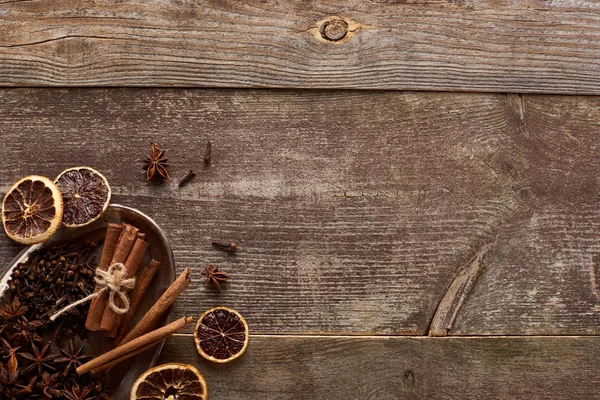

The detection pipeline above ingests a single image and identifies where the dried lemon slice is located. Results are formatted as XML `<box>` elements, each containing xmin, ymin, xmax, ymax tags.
<box><xmin>55</xmin><ymin>166</ymin><xmax>111</xmax><ymax>227</ymax></box>
<box><xmin>194</xmin><ymin>307</ymin><xmax>249</xmax><ymax>363</ymax></box>
<box><xmin>1</xmin><ymin>175</ymin><xmax>63</xmax><ymax>245</ymax></box>
<box><xmin>130</xmin><ymin>363</ymin><xmax>208</xmax><ymax>400</ymax></box>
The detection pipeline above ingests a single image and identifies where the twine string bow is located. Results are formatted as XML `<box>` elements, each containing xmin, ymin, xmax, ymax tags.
<box><xmin>50</xmin><ymin>263</ymin><xmax>136</xmax><ymax>322</ymax></box>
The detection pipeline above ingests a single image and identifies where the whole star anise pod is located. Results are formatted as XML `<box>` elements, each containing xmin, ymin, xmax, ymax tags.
<box><xmin>0</xmin><ymin>337</ymin><xmax>21</xmax><ymax>368</ymax></box>
<box><xmin>54</xmin><ymin>340</ymin><xmax>91</xmax><ymax>376</ymax></box>
<box><xmin>19</xmin><ymin>339</ymin><xmax>58</xmax><ymax>375</ymax></box>
<box><xmin>37</xmin><ymin>371</ymin><xmax>63</xmax><ymax>398</ymax></box>
<box><xmin>0</xmin><ymin>346</ymin><xmax>19</xmax><ymax>386</ymax></box>
<box><xmin>201</xmin><ymin>265</ymin><xmax>231</xmax><ymax>292</ymax></box>
<box><xmin>63</xmin><ymin>381</ymin><xmax>95</xmax><ymax>400</ymax></box>
<box><xmin>10</xmin><ymin>317</ymin><xmax>43</xmax><ymax>344</ymax></box>
<box><xmin>143</xmin><ymin>142</ymin><xmax>170</xmax><ymax>181</ymax></box>
<box><xmin>11</xmin><ymin>375</ymin><xmax>37</xmax><ymax>397</ymax></box>
<box><xmin>0</xmin><ymin>362</ymin><xmax>18</xmax><ymax>386</ymax></box>
<box><xmin>0</xmin><ymin>297</ymin><xmax>28</xmax><ymax>320</ymax></box>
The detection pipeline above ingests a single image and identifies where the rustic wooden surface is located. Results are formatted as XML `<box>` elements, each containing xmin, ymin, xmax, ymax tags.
<box><xmin>2</xmin><ymin>0</ymin><xmax>600</xmax><ymax>93</ymax></box>
<box><xmin>0</xmin><ymin>88</ymin><xmax>598</xmax><ymax>338</ymax></box>
<box><xmin>2</xmin><ymin>2</ymin><xmax>600</xmax><ymax>396</ymax></box>
<box><xmin>158</xmin><ymin>335</ymin><xmax>600</xmax><ymax>400</ymax></box>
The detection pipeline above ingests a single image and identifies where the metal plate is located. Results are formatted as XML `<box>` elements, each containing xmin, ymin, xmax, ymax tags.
<box><xmin>0</xmin><ymin>204</ymin><xmax>175</xmax><ymax>400</ymax></box>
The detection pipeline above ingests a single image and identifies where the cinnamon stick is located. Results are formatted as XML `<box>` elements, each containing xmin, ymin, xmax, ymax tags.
<box><xmin>86</xmin><ymin>223</ymin><xmax>138</xmax><ymax>332</ymax></box>
<box><xmin>119</xmin><ymin>268</ymin><xmax>192</xmax><ymax>346</ymax></box>
<box><xmin>85</xmin><ymin>223</ymin><xmax>122</xmax><ymax>331</ymax></box>
<box><xmin>100</xmin><ymin>237</ymin><xmax>149</xmax><ymax>335</ymax></box>
<box><xmin>114</xmin><ymin>259</ymin><xmax>161</xmax><ymax>343</ymax></box>
<box><xmin>90</xmin><ymin>340</ymin><xmax>159</xmax><ymax>375</ymax></box>
<box><xmin>110</xmin><ymin>224</ymin><xmax>139</xmax><ymax>265</ymax></box>
<box><xmin>77</xmin><ymin>316</ymin><xmax>194</xmax><ymax>375</ymax></box>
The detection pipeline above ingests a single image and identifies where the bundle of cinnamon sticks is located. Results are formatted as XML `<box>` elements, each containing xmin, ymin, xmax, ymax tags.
<box><xmin>82</xmin><ymin>222</ymin><xmax>192</xmax><ymax>372</ymax></box>
<box><xmin>86</xmin><ymin>223</ymin><xmax>162</xmax><ymax>340</ymax></box>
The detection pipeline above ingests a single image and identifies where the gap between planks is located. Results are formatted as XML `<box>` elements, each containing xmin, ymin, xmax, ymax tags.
<box><xmin>171</xmin><ymin>333</ymin><xmax>600</xmax><ymax>339</ymax></box>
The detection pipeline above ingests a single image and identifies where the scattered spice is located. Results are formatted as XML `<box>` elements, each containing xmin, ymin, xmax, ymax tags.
<box><xmin>0</xmin><ymin>241</ymin><xmax>109</xmax><ymax>399</ymax></box>
<box><xmin>201</xmin><ymin>265</ymin><xmax>231</xmax><ymax>292</ymax></box>
<box><xmin>178</xmin><ymin>170</ymin><xmax>196</xmax><ymax>187</ymax></box>
<box><xmin>143</xmin><ymin>142</ymin><xmax>170</xmax><ymax>181</ymax></box>
<box><xmin>212</xmin><ymin>241</ymin><xmax>237</xmax><ymax>253</ymax></box>
<box><xmin>203</xmin><ymin>141</ymin><xmax>212</xmax><ymax>166</ymax></box>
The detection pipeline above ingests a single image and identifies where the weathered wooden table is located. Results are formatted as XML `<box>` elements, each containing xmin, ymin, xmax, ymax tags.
<box><xmin>1</xmin><ymin>1</ymin><xmax>599</xmax><ymax>399</ymax></box>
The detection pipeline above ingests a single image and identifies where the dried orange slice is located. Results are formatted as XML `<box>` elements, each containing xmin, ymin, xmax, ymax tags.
<box><xmin>130</xmin><ymin>363</ymin><xmax>207</xmax><ymax>400</ymax></box>
<box><xmin>55</xmin><ymin>166</ymin><xmax>111</xmax><ymax>228</ymax></box>
<box><xmin>194</xmin><ymin>307</ymin><xmax>249</xmax><ymax>363</ymax></box>
<box><xmin>1</xmin><ymin>175</ymin><xmax>63</xmax><ymax>245</ymax></box>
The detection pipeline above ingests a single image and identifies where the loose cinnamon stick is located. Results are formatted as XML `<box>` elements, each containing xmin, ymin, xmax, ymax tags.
<box><xmin>90</xmin><ymin>340</ymin><xmax>159</xmax><ymax>375</ymax></box>
<box><xmin>77</xmin><ymin>316</ymin><xmax>194</xmax><ymax>375</ymax></box>
<box><xmin>100</xmin><ymin>237</ymin><xmax>149</xmax><ymax>335</ymax></box>
<box><xmin>114</xmin><ymin>259</ymin><xmax>162</xmax><ymax>343</ymax></box>
<box><xmin>85</xmin><ymin>223</ymin><xmax>122</xmax><ymax>331</ymax></box>
<box><xmin>119</xmin><ymin>268</ymin><xmax>192</xmax><ymax>346</ymax></box>
<box><xmin>86</xmin><ymin>223</ymin><xmax>138</xmax><ymax>332</ymax></box>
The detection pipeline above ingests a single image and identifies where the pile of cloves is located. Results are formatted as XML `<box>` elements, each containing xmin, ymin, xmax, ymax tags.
<box><xmin>0</xmin><ymin>241</ymin><xmax>109</xmax><ymax>399</ymax></box>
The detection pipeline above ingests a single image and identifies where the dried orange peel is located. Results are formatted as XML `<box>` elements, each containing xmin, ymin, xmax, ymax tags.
<box><xmin>1</xmin><ymin>175</ymin><xmax>63</xmax><ymax>244</ymax></box>
<box><xmin>55</xmin><ymin>166</ymin><xmax>111</xmax><ymax>228</ymax></box>
<box><xmin>194</xmin><ymin>306</ymin><xmax>249</xmax><ymax>363</ymax></box>
<box><xmin>130</xmin><ymin>363</ymin><xmax>208</xmax><ymax>400</ymax></box>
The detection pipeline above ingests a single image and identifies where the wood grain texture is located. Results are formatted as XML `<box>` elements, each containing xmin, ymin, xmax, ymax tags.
<box><xmin>2</xmin><ymin>1</ymin><xmax>600</xmax><ymax>93</ymax></box>
<box><xmin>0</xmin><ymin>89</ymin><xmax>598</xmax><ymax>335</ymax></box>
<box><xmin>158</xmin><ymin>335</ymin><xmax>600</xmax><ymax>399</ymax></box>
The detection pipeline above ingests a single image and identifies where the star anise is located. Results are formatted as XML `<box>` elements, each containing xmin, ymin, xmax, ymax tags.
<box><xmin>54</xmin><ymin>340</ymin><xmax>91</xmax><ymax>376</ymax></box>
<box><xmin>0</xmin><ymin>339</ymin><xmax>20</xmax><ymax>386</ymax></box>
<box><xmin>10</xmin><ymin>316</ymin><xmax>43</xmax><ymax>344</ymax></box>
<box><xmin>0</xmin><ymin>297</ymin><xmax>28</xmax><ymax>320</ymax></box>
<box><xmin>0</xmin><ymin>356</ymin><xmax>18</xmax><ymax>386</ymax></box>
<box><xmin>92</xmin><ymin>381</ymin><xmax>112</xmax><ymax>400</ymax></box>
<box><xmin>11</xmin><ymin>375</ymin><xmax>37</xmax><ymax>397</ymax></box>
<box><xmin>142</xmin><ymin>141</ymin><xmax>170</xmax><ymax>181</ymax></box>
<box><xmin>0</xmin><ymin>343</ymin><xmax>19</xmax><ymax>384</ymax></box>
<box><xmin>63</xmin><ymin>381</ymin><xmax>95</xmax><ymax>400</ymax></box>
<box><xmin>19</xmin><ymin>339</ymin><xmax>58</xmax><ymax>375</ymax></box>
<box><xmin>37</xmin><ymin>371</ymin><xmax>63</xmax><ymax>398</ymax></box>
<box><xmin>0</xmin><ymin>337</ymin><xmax>21</xmax><ymax>369</ymax></box>
<box><xmin>201</xmin><ymin>265</ymin><xmax>231</xmax><ymax>292</ymax></box>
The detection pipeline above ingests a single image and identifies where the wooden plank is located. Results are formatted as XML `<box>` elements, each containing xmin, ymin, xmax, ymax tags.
<box><xmin>1</xmin><ymin>1</ymin><xmax>600</xmax><ymax>93</ymax></box>
<box><xmin>0</xmin><ymin>89</ymin><xmax>598</xmax><ymax>335</ymax></box>
<box><xmin>157</xmin><ymin>335</ymin><xmax>600</xmax><ymax>399</ymax></box>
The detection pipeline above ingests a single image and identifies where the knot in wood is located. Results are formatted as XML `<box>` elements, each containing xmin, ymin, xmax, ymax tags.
<box><xmin>319</xmin><ymin>19</ymin><xmax>348</xmax><ymax>41</ymax></box>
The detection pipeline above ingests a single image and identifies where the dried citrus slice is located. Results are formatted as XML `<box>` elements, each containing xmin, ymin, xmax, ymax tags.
<box><xmin>194</xmin><ymin>307</ymin><xmax>249</xmax><ymax>363</ymax></box>
<box><xmin>130</xmin><ymin>363</ymin><xmax>207</xmax><ymax>400</ymax></box>
<box><xmin>55</xmin><ymin>166</ymin><xmax>111</xmax><ymax>227</ymax></box>
<box><xmin>1</xmin><ymin>175</ymin><xmax>63</xmax><ymax>245</ymax></box>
